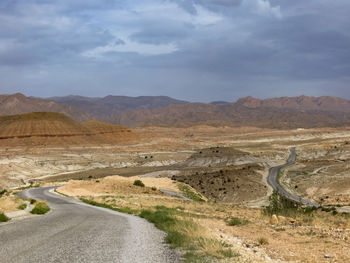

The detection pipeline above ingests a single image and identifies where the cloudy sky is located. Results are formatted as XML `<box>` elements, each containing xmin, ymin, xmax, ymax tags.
<box><xmin>0</xmin><ymin>0</ymin><xmax>349</xmax><ymax>102</ymax></box>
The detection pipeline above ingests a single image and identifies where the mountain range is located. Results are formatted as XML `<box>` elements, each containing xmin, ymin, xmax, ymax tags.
<box><xmin>1</xmin><ymin>93</ymin><xmax>350</xmax><ymax>128</ymax></box>
<box><xmin>49</xmin><ymin>95</ymin><xmax>189</xmax><ymax>122</ymax></box>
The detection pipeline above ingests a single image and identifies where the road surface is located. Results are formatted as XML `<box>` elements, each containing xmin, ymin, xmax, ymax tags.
<box><xmin>0</xmin><ymin>187</ymin><xmax>180</xmax><ymax>263</ymax></box>
<box><xmin>267</xmin><ymin>148</ymin><xmax>350</xmax><ymax>212</ymax></box>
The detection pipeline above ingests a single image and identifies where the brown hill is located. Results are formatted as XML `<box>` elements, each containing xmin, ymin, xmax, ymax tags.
<box><xmin>0</xmin><ymin>112</ymin><xmax>136</xmax><ymax>147</ymax></box>
<box><xmin>0</xmin><ymin>93</ymin><xmax>92</xmax><ymax>122</ymax></box>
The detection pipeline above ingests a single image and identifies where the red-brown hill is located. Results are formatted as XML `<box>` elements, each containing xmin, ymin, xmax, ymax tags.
<box><xmin>0</xmin><ymin>112</ymin><xmax>136</xmax><ymax>146</ymax></box>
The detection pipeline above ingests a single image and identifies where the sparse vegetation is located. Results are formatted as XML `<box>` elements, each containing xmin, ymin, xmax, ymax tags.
<box><xmin>80</xmin><ymin>198</ymin><xmax>137</xmax><ymax>214</ymax></box>
<box><xmin>139</xmin><ymin>206</ymin><xmax>237</xmax><ymax>261</ymax></box>
<box><xmin>0</xmin><ymin>189</ymin><xmax>7</xmax><ymax>198</ymax></box>
<box><xmin>30</xmin><ymin>201</ymin><xmax>50</xmax><ymax>215</ymax></box>
<box><xmin>264</xmin><ymin>191</ymin><xmax>316</xmax><ymax>218</ymax></box>
<box><xmin>17</xmin><ymin>203</ymin><xmax>27</xmax><ymax>210</ymax></box>
<box><xmin>133</xmin><ymin>179</ymin><xmax>145</xmax><ymax>187</ymax></box>
<box><xmin>178</xmin><ymin>184</ymin><xmax>205</xmax><ymax>202</ymax></box>
<box><xmin>257</xmin><ymin>237</ymin><xmax>269</xmax><ymax>245</ymax></box>
<box><xmin>227</xmin><ymin>217</ymin><xmax>249</xmax><ymax>226</ymax></box>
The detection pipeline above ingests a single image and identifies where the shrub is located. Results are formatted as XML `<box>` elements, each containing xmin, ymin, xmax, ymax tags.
<box><xmin>17</xmin><ymin>203</ymin><xmax>27</xmax><ymax>210</ymax></box>
<box><xmin>257</xmin><ymin>237</ymin><xmax>269</xmax><ymax>245</ymax></box>
<box><xmin>0</xmin><ymin>213</ymin><xmax>9</xmax><ymax>222</ymax></box>
<box><xmin>31</xmin><ymin>201</ymin><xmax>50</xmax><ymax>215</ymax></box>
<box><xmin>29</xmin><ymin>198</ymin><xmax>37</xmax><ymax>204</ymax></box>
<box><xmin>227</xmin><ymin>217</ymin><xmax>249</xmax><ymax>226</ymax></box>
<box><xmin>0</xmin><ymin>189</ymin><xmax>7</xmax><ymax>197</ymax></box>
<box><xmin>263</xmin><ymin>191</ymin><xmax>315</xmax><ymax>218</ymax></box>
<box><xmin>133</xmin><ymin>180</ymin><xmax>145</xmax><ymax>187</ymax></box>
<box><xmin>151</xmin><ymin>186</ymin><xmax>157</xmax><ymax>191</ymax></box>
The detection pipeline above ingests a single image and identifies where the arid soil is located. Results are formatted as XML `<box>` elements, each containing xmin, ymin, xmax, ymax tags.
<box><xmin>1</xmin><ymin>125</ymin><xmax>350</xmax><ymax>262</ymax></box>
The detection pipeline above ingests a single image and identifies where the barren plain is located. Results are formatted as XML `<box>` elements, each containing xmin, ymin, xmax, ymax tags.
<box><xmin>1</xmin><ymin>125</ymin><xmax>350</xmax><ymax>262</ymax></box>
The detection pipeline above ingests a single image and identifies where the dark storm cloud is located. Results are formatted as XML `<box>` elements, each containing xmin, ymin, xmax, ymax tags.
<box><xmin>0</xmin><ymin>0</ymin><xmax>349</xmax><ymax>101</ymax></box>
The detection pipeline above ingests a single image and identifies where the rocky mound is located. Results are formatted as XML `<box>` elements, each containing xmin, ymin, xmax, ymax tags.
<box><xmin>173</xmin><ymin>164</ymin><xmax>266</xmax><ymax>203</ymax></box>
<box><xmin>0</xmin><ymin>112</ymin><xmax>136</xmax><ymax>146</ymax></box>
<box><xmin>172</xmin><ymin>147</ymin><xmax>267</xmax><ymax>203</ymax></box>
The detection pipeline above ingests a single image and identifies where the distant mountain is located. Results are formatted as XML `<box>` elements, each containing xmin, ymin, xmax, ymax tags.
<box><xmin>236</xmin><ymin>95</ymin><xmax>350</xmax><ymax>112</ymax></box>
<box><xmin>115</xmin><ymin>95</ymin><xmax>350</xmax><ymax>128</ymax></box>
<box><xmin>49</xmin><ymin>95</ymin><xmax>189</xmax><ymax>121</ymax></box>
<box><xmin>0</xmin><ymin>93</ymin><xmax>92</xmax><ymax>122</ymax></box>
<box><xmin>210</xmin><ymin>101</ymin><xmax>229</xmax><ymax>105</ymax></box>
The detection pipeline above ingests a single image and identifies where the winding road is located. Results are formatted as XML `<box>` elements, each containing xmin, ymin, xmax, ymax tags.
<box><xmin>0</xmin><ymin>187</ymin><xmax>179</xmax><ymax>263</ymax></box>
<box><xmin>268</xmin><ymin>148</ymin><xmax>350</xmax><ymax>212</ymax></box>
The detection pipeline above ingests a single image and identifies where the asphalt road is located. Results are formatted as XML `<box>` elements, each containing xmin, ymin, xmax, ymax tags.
<box><xmin>267</xmin><ymin>148</ymin><xmax>350</xmax><ymax>212</ymax></box>
<box><xmin>267</xmin><ymin>148</ymin><xmax>320</xmax><ymax>207</ymax></box>
<box><xmin>0</xmin><ymin>187</ymin><xmax>180</xmax><ymax>263</ymax></box>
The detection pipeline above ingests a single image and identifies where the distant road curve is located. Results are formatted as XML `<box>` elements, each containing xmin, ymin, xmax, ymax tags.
<box><xmin>267</xmin><ymin>148</ymin><xmax>350</xmax><ymax>213</ymax></box>
<box><xmin>0</xmin><ymin>187</ymin><xmax>179</xmax><ymax>263</ymax></box>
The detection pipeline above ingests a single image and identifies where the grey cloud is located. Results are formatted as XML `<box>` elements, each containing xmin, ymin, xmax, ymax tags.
<box><xmin>0</xmin><ymin>0</ymin><xmax>350</xmax><ymax>101</ymax></box>
<box><xmin>130</xmin><ymin>20</ymin><xmax>193</xmax><ymax>44</ymax></box>
<box><xmin>170</xmin><ymin>0</ymin><xmax>243</xmax><ymax>13</ymax></box>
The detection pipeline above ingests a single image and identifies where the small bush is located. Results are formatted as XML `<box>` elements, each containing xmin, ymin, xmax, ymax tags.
<box><xmin>133</xmin><ymin>180</ymin><xmax>145</xmax><ymax>187</ymax></box>
<box><xmin>29</xmin><ymin>198</ymin><xmax>37</xmax><ymax>204</ymax></box>
<box><xmin>257</xmin><ymin>237</ymin><xmax>269</xmax><ymax>245</ymax></box>
<box><xmin>17</xmin><ymin>203</ymin><xmax>27</xmax><ymax>210</ymax></box>
<box><xmin>0</xmin><ymin>213</ymin><xmax>9</xmax><ymax>222</ymax></box>
<box><xmin>31</xmin><ymin>201</ymin><xmax>50</xmax><ymax>215</ymax></box>
<box><xmin>151</xmin><ymin>186</ymin><xmax>157</xmax><ymax>191</ymax></box>
<box><xmin>227</xmin><ymin>217</ymin><xmax>249</xmax><ymax>226</ymax></box>
<box><xmin>0</xmin><ymin>189</ymin><xmax>7</xmax><ymax>197</ymax></box>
